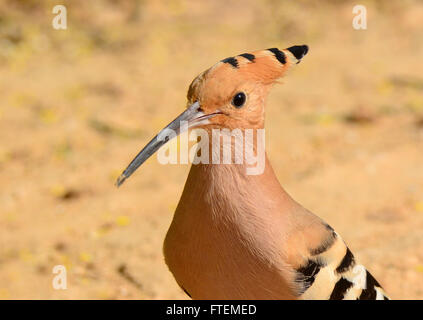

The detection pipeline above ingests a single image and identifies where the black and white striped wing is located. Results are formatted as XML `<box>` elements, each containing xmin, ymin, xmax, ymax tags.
<box><xmin>295</xmin><ymin>226</ymin><xmax>389</xmax><ymax>300</ymax></box>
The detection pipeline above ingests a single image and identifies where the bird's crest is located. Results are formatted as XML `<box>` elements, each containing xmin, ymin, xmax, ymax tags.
<box><xmin>187</xmin><ymin>45</ymin><xmax>309</xmax><ymax>103</ymax></box>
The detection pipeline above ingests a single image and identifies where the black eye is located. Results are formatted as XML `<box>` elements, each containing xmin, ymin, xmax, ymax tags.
<box><xmin>232</xmin><ymin>92</ymin><xmax>246</xmax><ymax>108</ymax></box>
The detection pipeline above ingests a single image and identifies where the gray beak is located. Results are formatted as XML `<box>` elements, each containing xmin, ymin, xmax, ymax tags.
<box><xmin>116</xmin><ymin>102</ymin><xmax>219</xmax><ymax>187</ymax></box>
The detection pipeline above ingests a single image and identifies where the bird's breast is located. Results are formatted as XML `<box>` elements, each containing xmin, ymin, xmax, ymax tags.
<box><xmin>163</xmin><ymin>163</ymin><xmax>299</xmax><ymax>299</ymax></box>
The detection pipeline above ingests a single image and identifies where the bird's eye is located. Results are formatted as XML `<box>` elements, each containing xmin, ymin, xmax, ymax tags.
<box><xmin>231</xmin><ymin>92</ymin><xmax>246</xmax><ymax>108</ymax></box>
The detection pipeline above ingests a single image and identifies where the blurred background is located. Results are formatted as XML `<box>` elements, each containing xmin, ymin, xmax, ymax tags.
<box><xmin>0</xmin><ymin>0</ymin><xmax>422</xmax><ymax>299</ymax></box>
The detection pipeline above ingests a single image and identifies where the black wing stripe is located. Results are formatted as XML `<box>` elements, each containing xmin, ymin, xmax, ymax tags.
<box><xmin>336</xmin><ymin>248</ymin><xmax>355</xmax><ymax>273</ymax></box>
<box><xmin>296</xmin><ymin>260</ymin><xmax>321</xmax><ymax>294</ymax></box>
<box><xmin>329</xmin><ymin>277</ymin><xmax>354</xmax><ymax>300</ymax></box>
<box><xmin>358</xmin><ymin>271</ymin><xmax>381</xmax><ymax>300</ymax></box>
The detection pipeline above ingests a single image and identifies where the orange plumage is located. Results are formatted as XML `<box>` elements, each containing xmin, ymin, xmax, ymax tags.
<box><xmin>117</xmin><ymin>45</ymin><xmax>389</xmax><ymax>300</ymax></box>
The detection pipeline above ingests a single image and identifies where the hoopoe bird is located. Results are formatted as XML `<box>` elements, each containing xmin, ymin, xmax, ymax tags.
<box><xmin>116</xmin><ymin>45</ymin><xmax>389</xmax><ymax>300</ymax></box>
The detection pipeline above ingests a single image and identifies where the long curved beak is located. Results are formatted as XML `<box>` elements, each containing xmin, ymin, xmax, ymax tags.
<box><xmin>115</xmin><ymin>102</ymin><xmax>219</xmax><ymax>187</ymax></box>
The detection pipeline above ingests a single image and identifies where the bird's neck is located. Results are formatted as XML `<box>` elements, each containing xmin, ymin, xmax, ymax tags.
<box><xmin>165</xmin><ymin>154</ymin><xmax>302</xmax><ymax>299</ymax></box>
<box><xmin>177</xmin><ymin>152</ymin><xmax>300</xmax><ymax>223</ymax></box>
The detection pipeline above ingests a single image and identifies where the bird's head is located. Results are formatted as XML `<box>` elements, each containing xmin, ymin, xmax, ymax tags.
<box><xmin>186</xmin><ymin>45</ymin><xmax>308</xmax><ymax>131</ymax></box>
<box><xmin>116</xmin><ymin>45</ymin><xmax>308</xmax><ymax>186</ymax></box>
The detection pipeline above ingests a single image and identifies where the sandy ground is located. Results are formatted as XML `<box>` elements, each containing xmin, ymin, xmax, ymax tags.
<box><xmin>0</xmin><ymin>0</ymin><xmax>422</xmax><ymax>299</ymax></box>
